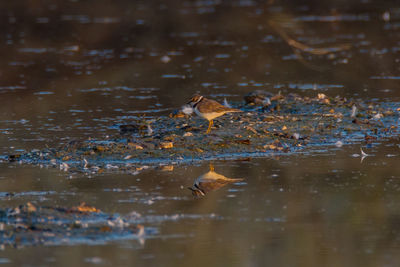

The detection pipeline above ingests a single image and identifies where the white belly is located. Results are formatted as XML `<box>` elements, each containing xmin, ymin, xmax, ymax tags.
<box><xmin>194</xmin><ymin>108</ymin><xmax>223</xmax><ymax>121</ymax></box>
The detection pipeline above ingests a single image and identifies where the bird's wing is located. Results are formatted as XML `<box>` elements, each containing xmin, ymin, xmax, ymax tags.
<box><xmin>198</xmin><ymin>99</ymin><xmax>241</xmax><ymax>113</ymax></box>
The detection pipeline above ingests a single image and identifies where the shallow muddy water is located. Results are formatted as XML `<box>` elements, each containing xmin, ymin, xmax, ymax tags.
<box><xmin>1</xmin><ymin>0</ymin><xmax>400</xmax><ymax>266</ymax></box>
<box><xmin>2</xmin><ymin>148</ymin><xmax>400</xmax><ymax>266</ymax></box>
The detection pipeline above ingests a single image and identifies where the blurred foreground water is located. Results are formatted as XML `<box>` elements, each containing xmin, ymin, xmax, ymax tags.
<box><xmin>1</xmin><ymin>0</ymin><xmax>400</xmax><ymax>266</ymax></box>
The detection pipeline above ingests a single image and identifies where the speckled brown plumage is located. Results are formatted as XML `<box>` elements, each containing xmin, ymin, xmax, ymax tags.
<box><xmin>187</xmin><ymin>94</ymin><xmax>242</xmax><ymax>133</ymax></box>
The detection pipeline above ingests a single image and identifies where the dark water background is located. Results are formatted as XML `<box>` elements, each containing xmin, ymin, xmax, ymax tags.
<box><xmin>1</xmin><ymin>0</ymin><xmax>400</xmax><ymax>266</ymax></box>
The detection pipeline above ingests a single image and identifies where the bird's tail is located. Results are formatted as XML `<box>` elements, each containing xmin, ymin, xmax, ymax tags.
<box><xmin>227</xmin><ymin>108</ymin><xmax>242</xmax><ymax>113</ymax></box>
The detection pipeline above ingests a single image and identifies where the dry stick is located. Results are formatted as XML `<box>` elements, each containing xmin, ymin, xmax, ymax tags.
<box><xmin>269</xmin><ymin>21</ymin><xmax>351</xmax><ymax>55</ymax></box>
<box><xmin>268</xmin><ymin>21</ymin><xmax>351</xmax><ymax>71</ymax></box>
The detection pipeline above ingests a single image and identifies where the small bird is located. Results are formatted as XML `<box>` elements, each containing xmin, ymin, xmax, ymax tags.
<box><xmin>187</xmin><ymin>94</ymin><xmax>242</xmax><ymax>134</ymax></box>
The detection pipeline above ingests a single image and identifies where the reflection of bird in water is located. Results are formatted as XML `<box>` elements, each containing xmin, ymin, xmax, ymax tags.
<box><xmin>188</xmin><ymin>164</ymin><xmax>243</xmax><ymax>197</ymax></box>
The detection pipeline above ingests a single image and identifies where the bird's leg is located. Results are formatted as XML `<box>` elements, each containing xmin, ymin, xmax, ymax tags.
<box><xmin>206</xmin><ymin>120</ymin><xmax>213</xmax><ymax>134</ymax></box>
<box><xmin>209</xmin><ymin>163</ymin><xmax>215</xmax><ymax>172</ymax></box>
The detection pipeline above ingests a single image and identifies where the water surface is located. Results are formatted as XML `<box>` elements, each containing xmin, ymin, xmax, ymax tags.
<box><xmin>1</xmin><ymin>0</ymin><xmax>400</xmax><ymax>266</ymax></box>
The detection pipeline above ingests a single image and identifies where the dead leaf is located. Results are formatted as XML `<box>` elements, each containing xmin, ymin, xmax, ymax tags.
<box><xmin>235</xmin><ymin>139</ymin><xmax>251</xmax><ymax>145</ymax></box>
<box><xmin>160</xmin><ymin>142</ymin><xmax>173</xmax><ymax>149</ymax></box>
<box><xmin>71</xmin><ymin>202</ymin><xmax>100</xmax><ymax>213</ymax></box>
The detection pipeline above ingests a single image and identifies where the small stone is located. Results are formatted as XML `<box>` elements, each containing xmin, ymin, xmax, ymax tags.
<box><xmin>244</xmin><ymin>90</ymin><xmax>274</xmax><ymax>106</ymax></box>
<box><xmin>160</xmin><ymin>141</ymin><xmax>173</xmax><ymax>149</ymax></box>
<box><xmin>372</xmin><ymin>113</ymin><xmax>383</xmax><ymax>120</ymax></box>
<box><xmin>128</xmin><ymin>143</ymin><xmax>143</xmax><ymax>150</ymax></box>
<box><xmin>322</xmin><ymin>98</ymin><xmax>330</xmax><ymax>104</ymax></box>
<box><xmin>163</xmin><ymin>135</ymin><xmax>176</xmax><ymax>141</ymax></box>
<box><xmin>26</xmin><ymin>202</ymin><xmax>37</xmax><ymax>213</ymax></box>
<box><xmin>161</xmin><ymin>165</ymin><xmax>174</xmax><ymax>171</ymax></box>
<box><xmin>95</xmin><ymin>146</ymin><xmax>105</xmax><ymax>152</ymax></box>
<box><xmin>264</xmin><ymin>144</ymin><xmax>276</xmax><ymax>150</ymax></box>
<box><xmin>183</xmin><ymin>132</ymin><xmax>193</xmax><ymax>137</ymax></box>
<box><xmin>169</xmin><ymin>109</ymin><xmax>186</xmax><ymax>118</ymax></box>
<box><xmin>119</xmin><ymin>124</ymin><xmax>139</xmax><ymax>135</ymax></box>
<box><xmin>143</xmin><ymin>142</ymin><xmax>155</xmax><ymax>150</ymax></box>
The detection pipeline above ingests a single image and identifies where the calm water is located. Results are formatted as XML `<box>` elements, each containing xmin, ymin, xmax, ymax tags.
<box><xmin>1</xmin><ymin>0</ymin><xmax>400</xmax><ymax>266</ymax></box>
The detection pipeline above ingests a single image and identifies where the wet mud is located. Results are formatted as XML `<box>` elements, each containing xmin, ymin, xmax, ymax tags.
<box><xmin>0</xmin><ymin>202</ymin><xmax>149</xmax><ymax>248</ymax></box>
<box><xmin>7</xmin><ymin>92</ymin><xmax>399</xmax><ymax>173</ymax></box>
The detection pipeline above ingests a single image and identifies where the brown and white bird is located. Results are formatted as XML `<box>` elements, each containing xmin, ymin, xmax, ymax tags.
<box><xmin>187</xmin><ymin>94</ymin><xmax>242</xmax><ymax>134</ymax></box>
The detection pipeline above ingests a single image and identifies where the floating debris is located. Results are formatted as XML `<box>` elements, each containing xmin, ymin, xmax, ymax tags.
<box><xmin>382</xmin><ymin>11</ymin><xmax>390</xmax><ymax>22</ymax></box>
<box><xmin>351</xmin><ymin>147</ymin><xmax>370</xmax><ymax>162</ymax></box>
<box><xmin>223</xmin><ymin>98</ymin><xmax>232</xmax><ymax>108</ymax></box>
<box><xmin>160</xmin><ymin>55</ymin><xmax>171</xmax><ymax>63</ymax></box>
<box><xmin>83</xmin><ymin>158</ymin><xmax>89</xmax><ymax>169</ymax></box>
<box><xmin>147</xmin><ymin>124</ymin><xmax>153</xmax><ymax>136</ymax></box>
<box><xmin>360</xmin><ymin>147</ymin><xmax>370</xmax><ymax>162</ymax></box>
<box><xmin>360</xmin><ymin>147</ymin><xmax>369</xmax><ymax>157</ymax></box>
<box><xmin>351</xmin><ymin>105</ymin><xmax>358</xmax><ymax>118</ymax></box>
<box><xmin>335</xmin><ymin>140</ymin><xmax>343</xmax><ymax>147</ymax></box>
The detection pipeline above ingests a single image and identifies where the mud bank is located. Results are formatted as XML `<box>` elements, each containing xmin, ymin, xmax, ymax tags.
<box><xmin>6</xmin><ymin>93</ymin><xmax>400</xmax><ymax>173</ymax></box>
<box><xmin>0</xmin><ymin>202</ymin><xmax>151</xmax><ymax>247</ymax></box>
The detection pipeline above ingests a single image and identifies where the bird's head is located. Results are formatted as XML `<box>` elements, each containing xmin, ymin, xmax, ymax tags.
<box><xmin>187</xmin><ymin>94</ymin><xmax>203</xmax><ymax>106</ymax></box>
